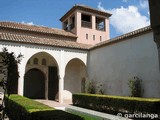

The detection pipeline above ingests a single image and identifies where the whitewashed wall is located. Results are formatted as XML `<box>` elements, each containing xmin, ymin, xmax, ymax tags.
<box><xmin>0</xmin><ymin>41</ymin><xmax>88</xmax><ymax>102</ymax></box>
<box><xmin>88</xmin><ymin>31</ymin><xmax>160</xmax><ymax>98</ymax></box>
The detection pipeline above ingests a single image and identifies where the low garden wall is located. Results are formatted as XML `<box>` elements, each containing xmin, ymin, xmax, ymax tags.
<box><xmin>5</xmin><ymin>94</ymin><xmax>83</xmax><ymax>120</ymax></box>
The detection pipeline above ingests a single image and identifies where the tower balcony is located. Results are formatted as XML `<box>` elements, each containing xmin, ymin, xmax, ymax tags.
<box><xmin>81</xmin><ymin>21</ymin><xmax>92</xmax><ymax>28</ymax></box>
<box><xmin>96</xmin><ymin>24</ymin><xmax>105</xmax><ymax>31</ymax></box>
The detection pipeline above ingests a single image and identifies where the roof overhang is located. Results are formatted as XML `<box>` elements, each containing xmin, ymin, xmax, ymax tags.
<box><xmin>60</xmin><ymin>4</ymin><xmax>112</xmax><ymax>22</ymax></box>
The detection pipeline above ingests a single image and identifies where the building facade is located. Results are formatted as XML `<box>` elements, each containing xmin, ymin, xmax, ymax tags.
<box><xmin>0</xmin><ymin>4</ymin><xmax>159</xmax><ymax>103</ymax></box>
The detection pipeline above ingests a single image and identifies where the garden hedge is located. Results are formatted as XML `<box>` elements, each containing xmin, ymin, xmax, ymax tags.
<box><xmin>5</xmin><ymin>94</ymin><xmax>83</xmax><ymax>120</ymax></box>
<box><xmin>73</xmin><ymin>93</ymin><xmax>160</xmax><ymax>115</ymax></box>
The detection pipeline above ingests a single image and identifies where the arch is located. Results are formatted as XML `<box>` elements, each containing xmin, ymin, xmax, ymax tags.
<box><xmin>27</xmin><ymin>59</ymin><xmax>30</xmax><ymax>65</ymax></box>
<box><xmin>25</xmin><ymin>51</ymin><xmax>59</xmax><ymax>72</ymax></box>
<box><xmin>24</xmin><ymin>68</ymin><xmax>45</xmax><ymax>99</ymax></box>
<box><xmin>64</xmin><ymin>58</ymin><xmax>87</xmax><ymax>100</ymax></box>
<box><xmin>25</xmin><ymin>51</ymin><xmax>59</xmax><ymax>100</ymax></box>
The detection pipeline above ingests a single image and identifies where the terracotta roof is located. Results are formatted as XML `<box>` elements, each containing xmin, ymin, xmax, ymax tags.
<box><xmin>0</xmin><ymin>32</ymin><xmax>92</xmax><ymax>50</ymax></box>
<box><xmin>0</xmin><ymin>21</ymin><xmax>153</xmax><ymax>50</ymax></box>
<box><xmin>0</xmin><ymin>21</ymin><xmax>77</xmax><ymax>38</ymax></box>
<box><xmin>60</xmin><ymin>4</ymin><xmax>112</xmax><ymax>21</ymax></box>
<box><xmin>90</xmin><ymin>26</ymin><xmax>152</xmax><ymax>50</ymax></box>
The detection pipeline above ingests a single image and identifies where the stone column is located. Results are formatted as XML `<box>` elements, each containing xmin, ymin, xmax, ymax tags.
<box><xmin>59</xmin><ymin>75</ymin><xmax>64</xmax><ymax>103</ymax></box>
<box><xmin>58</xmin><ymin>50</ymin><xmax>65</xmax><ymax>103</ymax></box>
<box><xmin>105</xmin><ymin>18</ymin><xmax>110</xmax><ymax>40</ymax></box>
<box><xmin>75</xmin><ymin>12</ymin><xmax>81</xmax><ymax>43</ymax></box>
<box><xmin>45</xmin><ymin>73</ymin><xmax>48</xmax><ymax>100</ymax></box>
<box><xmin>92</xmin><ymin>15</ymin><xmax>95</xmax><ymax>30</ymax></box>
<box><xmin>18</xmin><ymin>62</ymin><xmax>25</xmax><ymax>96</ymax></box>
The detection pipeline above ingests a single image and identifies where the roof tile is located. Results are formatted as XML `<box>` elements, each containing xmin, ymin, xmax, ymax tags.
<box><xmin>0</xmin><ymin>21</ymin><xmax>77</xmax><ymax>38</ymax></box>
<box><xmin>0</xmin><ymin>21</ymin><xmax>152</xmax><ymax>50</ymax></box>
<box><xmin>0</xmin><ymin>32</ymin><xmax>92</xmax><ymax>50</ymax></box>
<box><xmin>90</xmin><ymin>26</ymin><xmax>152</xmax><ymax>50</ymax></box>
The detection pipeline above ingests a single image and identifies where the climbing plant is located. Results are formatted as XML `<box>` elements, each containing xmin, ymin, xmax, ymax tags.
<box><xmin>0</xmin><ymin>47</ymin><xmax>23</xmax><ymax>119</ymax></box>
<box><xmin>128</xmin><ymin>76</ymin><xmax>143</xmax><ymax>97</ymax></box>
<box><xmin>84</xmin><ymin>78</ymin><xmax>105</xmax><ymax>94</ymax></box>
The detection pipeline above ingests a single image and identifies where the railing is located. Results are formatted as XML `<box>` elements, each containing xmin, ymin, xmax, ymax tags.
<box><xmin>96</xmin><ymin>24</ymin><xmax>105</xmax><ymax>31</ymax></box>
<box><xmin>70</xmin><ymin>23</ymin><xmax>75</xmax><ymax>30</ymax></box>
<box><xmin>64</xmin><ymin>23</ymin><xmax>75</xmax><ymax>31</ymax></box>
<box><xmin>64</xmin><ymin>27</ymin><xmax>68</xmax><ymax>31</ymax></box>
<box><xmin>81</xmin><ymin>21</ymin><xmax>92</xmax><ymax>28</ymax></box>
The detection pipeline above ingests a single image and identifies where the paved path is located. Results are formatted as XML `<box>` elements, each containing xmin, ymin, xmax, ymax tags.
<box><xmin>35</xmin><ymin>99</ymin><xmax>72</xmax><ymax>110</ymax></box>
<box><xmin>35</xmin><ymin>100</ymin><xmax>129</xmax><ymax>120</ymax></box>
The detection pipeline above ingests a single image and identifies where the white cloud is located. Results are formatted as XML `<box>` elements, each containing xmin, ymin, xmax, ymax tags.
<box><xmin>97</xmin><ymin>2</ymin><xmax>107</xmax><ymax>12</ymax></box>
<box><xmin>97</xmin><ymin>2</ymin><xmax>150</xmax><ymax>34</ymax></box>
<box><xmin>21</xmin><ymin>21</ymin><xmax>34</xmax><ymax>25</ymax></box>
<box><xmin>140</xmin><ymin>0</ymin><xmax>148</xmax><ymax>9</ymax></box>
<box><xmin>122</xmin><ymin>0</ymin><xmax>129</xmax><ymax>3</ymax></box>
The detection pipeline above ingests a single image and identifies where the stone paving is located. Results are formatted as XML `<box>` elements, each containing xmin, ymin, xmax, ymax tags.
<box><xmin>35</xmin><ymin>99</ymin><xmax>72</xmax><ymax>110</ymax></box>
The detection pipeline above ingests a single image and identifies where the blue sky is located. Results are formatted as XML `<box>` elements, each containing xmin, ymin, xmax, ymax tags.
<box><xmin>0</xmin><ymin>0</ymin><xmax>150</xmax><ymax>38</ymax></box>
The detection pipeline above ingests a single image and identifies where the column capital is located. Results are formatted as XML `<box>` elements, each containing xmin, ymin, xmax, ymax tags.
<box><xmin>58</xmin><ymin>74</ymin><xmax>64</xmax><ymax>80</ymax></box>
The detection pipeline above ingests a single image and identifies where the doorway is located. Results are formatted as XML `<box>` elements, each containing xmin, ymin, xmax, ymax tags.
<box><xmin>48</xmin><ymin>66</ymin><xmax>58</xmax><ymax>100</ymax></box>
<box><xmin>24</xmin><ymin>68</ymin><xmax>45</xmax><ymax>99</ymax></box>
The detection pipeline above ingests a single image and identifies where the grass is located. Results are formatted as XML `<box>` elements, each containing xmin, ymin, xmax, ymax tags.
<box><xmin>6</xmin><ymin>94</ymin><xmax>83</xmax><ymax>120</ymax></box>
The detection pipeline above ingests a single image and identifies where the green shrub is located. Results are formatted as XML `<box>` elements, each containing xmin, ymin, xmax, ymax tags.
<box><xmin>5</xmin><ymin>94</ymin><xmax>83</xmax><ymax>120</ymax></box>
<box><xmin>128</xmin><ymin>76</ymin><xmax>143</xmax><ymax>97</ymax></box>
<box><xmin>73</xmin><ymin>93</ymin><xmax>160</xmax><ymax>116</ymax></box>
<box><xmin>85</xmin><ymin>80</ymin><xmax>95</xmax><ymax>94</ymax></box>
<box><xmin>84</xmin><ymin>78</ymin><xmax>104</xmax><ymax>94</ymax></box>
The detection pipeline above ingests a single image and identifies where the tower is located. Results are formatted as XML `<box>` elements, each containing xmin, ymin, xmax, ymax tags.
<box><xmin>60</xmin><ymin>4</ymin><xmax>112</xmax><ymax>45</ymax></box>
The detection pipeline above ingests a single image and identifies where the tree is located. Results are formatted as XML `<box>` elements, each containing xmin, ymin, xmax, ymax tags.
<box><xmin>0</xmin><ymin>47</ymin><xmax>23</xmax><ymax>119</ymax></box>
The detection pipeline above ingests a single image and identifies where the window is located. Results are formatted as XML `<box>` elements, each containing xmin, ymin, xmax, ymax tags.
<box><xmin>86</xmin><ymin>34</ymin><xmax>88</xmax><ymax>40</ymax></box>
<box><xmin>96</xmin><ymin>17</ymin><xmax>105</xmax><ymax>31</ymax></box>
<box><xmin>81</xmin><ymin>14</ymin><xmax>92</xmax><ymax>28</ymax></box>
<box><xmin>33</xmin><ymin>58</ymin><xmax>38</xmax><ymax>65</ymax></box>
<box><xmin>42</xmin><ymin>59</ymin><xmax>47</xmax><ymax>65</ymax></box>
<box><xmin>93</xmin><ymin>35</ymin><xmax>95</xmax><ymax>40</ymax></box>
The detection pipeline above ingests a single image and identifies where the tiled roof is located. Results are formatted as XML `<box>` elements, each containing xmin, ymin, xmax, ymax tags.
<box><xmin>0</xmin><ymin>21</ymin><xmax>92</xmax><ymax>50</ymax></box>
<box><xmin>90</xmin><ymin>26</ymin><xmax>152</xmax><ymax>50</ymax></box>
<box><xmin>0</xmin><ymin>21</ymin><xmax>152</xmax><ymax>50</ymax></box>
<box><xmin>0</xmin><ymin>32</ymin><xmax>92</xmax><ymax>50</ymax></box>
<box><xmin>60</xmin><ymin>4</ymin><xmax>112</xmax><ymax>21</ymax></box>
<box><xmin>0</xmin><ymin>21</ymin><xmax>77</xmax><ymax>38</ymax></box>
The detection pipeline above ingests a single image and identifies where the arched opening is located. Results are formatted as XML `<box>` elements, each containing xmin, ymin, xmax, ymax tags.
<box><xmin>64</xmin><ymin>58</ymin><xmax>87</xmax><ymax>100</ymax></box>
<box><xmin>24</xmin><ymin>52</ymin><xmax>59</xmax><ymax>100</ymax></box>
<box><xmin>24</xmin><ymin>68</ymin><xmax>45</xmax><ymax>99</ymax></box>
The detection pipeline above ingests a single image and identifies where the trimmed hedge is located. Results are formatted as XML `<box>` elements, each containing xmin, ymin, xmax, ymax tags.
<box><xmin>73</xmin><ymin>93</ymin><xmax>160</xmax><ymax>115</ymax></box>
<box><xmin>5</xmin><ymin>94</ymin><xmax>83</xmax><ymax>120</ymax></box>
